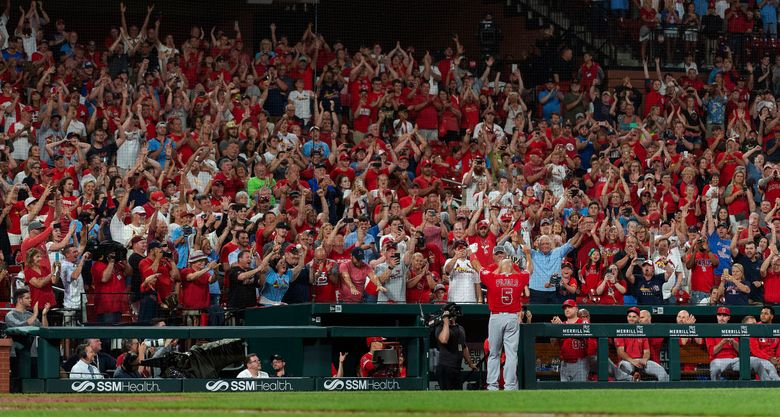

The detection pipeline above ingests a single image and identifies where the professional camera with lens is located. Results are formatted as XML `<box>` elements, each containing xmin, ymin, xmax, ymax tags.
<box><xmin>162</xmin><ymin>250</ymin><xmax>174</xmax><ymax>259</ymax></box>
<box><xmin>86</xmin><ymin>239</ymin><xmax>128</xmax><ymax>262</ymax></box>
<box><xmin>426</xmin><ymin>302</ymin><xmax>463</xmax><ymax>328</ymax></box>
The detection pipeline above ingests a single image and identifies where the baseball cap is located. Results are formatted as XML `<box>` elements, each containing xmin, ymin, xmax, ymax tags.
<box><xmin>644</xmin><ymin>173</ymin><xmax>655</xmax><ymax>181</ymax></box>
<box><xmin>27</xmin><ymin>220</ymin><xmax>44</xmax><ymax>232</ymax></box>
<box><xmin>276</xmin><ymin>221</ymin><xmax>290</xmax><ymax>230</ymax></box>
<box><xmin>433</xmin><ymin>283</ymin><xmax>446</xmax><ymax>292</ymax></box>
<box><xmin>627</xmin><ymin>306</ymin><xmax>641</xmax><ymax>316</ymax></box>
<box><xmin>500</xmin><ymin>213</ymin><xmax>512</xmax><ymax>222</ymax></box>
<box><xmin>147</xmin><ymin>240</ymin><xmax>163</xmax><ymax>250</ymax></box>
<box><xmin>477</xmin><ymin>220</ymin><xmax>489</xmax><ymax>228</ymax></box>
<box><xmin>641</xmin><ymin>259</ymin><xmax>654</xmax><ymax>267</ymax></box>
<box><xmin>717</xmin><ymin>306</ymin><xmax>731</xmax><ymax>316</ymax></box>
<box><xmin>562</xmin><ymin>299</ymin><xmax>577</xmax><ymax>309</ymax></box>
<box><xmin>156</xmin><ymin>121</ymin><xmax>167</xmax><ymax>129</ymax></box>
<box><xmin>285</xmin><ymin>245</ymin><xmax>300</xmax><ymax>254</ymax></box>
<box><xmin>351</xmin><ymin>247</ymin><xmax>365</xmax><ymax>261</ymax></box>
<box><xmin>561</xmin><ymin>261</ymin><xmax>573</xmax><ymax>270</ymax></box>
<box><xmin>717</xmin><ymin>222</ymin><xmax>729</xmax><ymax>229</ymax></box>
<box><xmin>131</xmin><ymin>206</ymin><xmax>147</xmax><ymax>215</ymax></box>
<box><xmin>365</xmin><ymin>336</ymin><xmax>385</xmax><ymax>347</ymax></box>
<box><xmin>129</xmin><ymin>235</ymin><xmax>146</xmax><ymax>246</ymax></box>
<box><xmin>24</xmin><ymin>197</ymin><xmax>36</xmax><ymax>207</ymax></box>
<box><xmin>452</xmin><ymin>239</ymin><xmax>468</xmax><ymax>249</ymax></box>
<box><xmin>540</xmin><ymin>218</ymin><xmax>552</xmax><ymax>226</ymax></box>
<box><xmin>150</xmin><ymin>190</ymin><xmax>168</xmax><ymax>205</ymax></box>
<box><xmin>270</xmin><ymin>354</ymin><xmax>285</xmax><ymax>361</ymax></box>
<box><xmin>492</xmin><ymin>246</ymin><xmax>506</xmax><ymax>255</ymax></box>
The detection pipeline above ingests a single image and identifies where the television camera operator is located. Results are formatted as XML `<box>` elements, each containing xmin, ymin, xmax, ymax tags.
<box><xmin>360</xmin><ymin>336</ymin><xmax>405</xmax><ymax>378</ymax></box>
<box><xmin>431</xmin><ymin>302</ymin><xmax>477</xmax><ymax>390</ymax></box>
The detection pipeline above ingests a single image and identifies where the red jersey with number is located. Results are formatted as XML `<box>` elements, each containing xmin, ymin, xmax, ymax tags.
<box><xmin>480</xmin><ymin>271</ymin><xmax>525</xmax><ymax>313</ymax></box>
<box><xmin>559</xmin><ymin>318</ymin><xmax>588</xmax><ymax>361</ymax></box>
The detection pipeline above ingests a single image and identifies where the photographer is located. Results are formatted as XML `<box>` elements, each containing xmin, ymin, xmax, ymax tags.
<box><xmin>434</xmin><ymin>303</ymin><xmax>477</xmax><ymax>390</ymax></box>
<box><xmin>139</xmin><ymin>241</ymin><xmax>180</xmax><ymax>316</ymax></box>
<box><xmin>91</xmin><ymin>242</ymin><xmax>131</xmax><ymax>324</ymax></box>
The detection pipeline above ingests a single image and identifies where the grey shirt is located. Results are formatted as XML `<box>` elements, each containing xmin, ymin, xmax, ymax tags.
<box><xmin>375</xmin><ymin>261</ymin><xmax>408</xmax><ymax>303</ymax></box>
<box><xmin>3</xmin><ymin>309</ymin><xmax>40</xmax><ymax>357</ymax></box>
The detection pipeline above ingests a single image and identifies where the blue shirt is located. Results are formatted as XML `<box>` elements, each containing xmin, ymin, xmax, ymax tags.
<box><xmin>708</xmin><ymin>231</ymin><xmax>732</xmax><ymax>276</ymax></box>
<box><xmin>170</xmin><ymin>226</ymin><xmax>190</xmax><ymax>269</ymax></box>
<box><xmin>761</xmin><ymin>3</ymin><xmax>778</xmax><ymax>24</ymax></box>
<box><xmin>538</xmin><ymin>90</ymin><xmax>561</xmax><ymax>121</ymax></box>
<box><xmin>207</xmin><ymin>249</ymin><xmax>220</xmax><ymax>295</ymax></box>
<box><xmin>529</xmin><ymin>242</ymin><xmax>574</xmax><ymax>292</ymax></box>
<box><xmin>344</xmin><ymin>230</ymin><xmax>377</xmax><ymax>262</ymax></box>
<box><xmin>693</xmin><ymin>0</ymin><xmax>708</xmax><ymax>17</ymax></box>
<box><xmin>576</xmin><ymin>134</ymin><xmax>595</xmax><ymax>170</ymax></box>
<box><xmin>261</xmin><ymin>268</ymin><xmax>293</xmax><ymax>302</ymax></box>
<box><xmin>302</xmin><ymin>140</ymin><xmax>330</xmax><ymax>158</ymax></box>
<box><xmin>147</xmin><ymin>137</ymin><xmax>176</xmax><ymax>169</ymax></box>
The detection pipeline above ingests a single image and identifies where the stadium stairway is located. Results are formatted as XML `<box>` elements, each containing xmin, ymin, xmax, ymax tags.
<box><xmin>514</xmin><ymin>0</ymin><xmax>642</xmax><ymax>67</ymax></box>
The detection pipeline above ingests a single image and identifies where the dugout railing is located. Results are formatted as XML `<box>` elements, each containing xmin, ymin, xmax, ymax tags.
<box><xmin>5</xmin><ymin>325</ymin><xmax>429</xmax><ymax>393</ymax></box>
<box><xmin>522</xmin><ymin>323</ymin><xmax>780</xmax><ymax>389</ymax></box>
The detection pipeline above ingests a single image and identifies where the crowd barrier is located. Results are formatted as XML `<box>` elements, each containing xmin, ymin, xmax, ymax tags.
<box><xmin>7</xmin><ymin>304</ymin><xmax>780</xmax><ymax>392</ymax></box>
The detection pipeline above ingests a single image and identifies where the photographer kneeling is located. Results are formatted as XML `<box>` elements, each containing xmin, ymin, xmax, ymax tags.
<box><xmin>433</xmin><ymin>303</ymin><xmax>477</xmax><ymax>390</ymax></box>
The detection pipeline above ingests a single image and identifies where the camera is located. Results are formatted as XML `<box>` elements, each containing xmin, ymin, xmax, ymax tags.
<box><xmin>548</xmin><ymin>273</ymin><xmax>562</xmax><ymax>286</ymax></box>
<box><xmin>143</xmin><ymin>338</ymin><xmax>165</xmax><ymax>348</ymax></box>
<box><xmin>426</xmin><ymin>302</ymin><xmax>462</xmax><ymax>327</ymax></box>
<box><xmin>416</xmin><ymin>235</ymin><xmax>426</xmax><ymax>248</ymax></box>
<box><xmin>344</xmin><ymin>217</ymin><xmax>354</xmax><ymax>224</ymax></box>
<box><xmin>162</xmin><ymin>251</ymin><xmax>173</xmax><ymax>259</ymax></box>
<box><xmin>86</xmin><ymin>239</ymin><xmax>127</xmax><ymax>262</ymax></box>
<box><xmin>181</xmin><ymin>225</ymin><xmax>194</xmax><ymax>235</ymax></box>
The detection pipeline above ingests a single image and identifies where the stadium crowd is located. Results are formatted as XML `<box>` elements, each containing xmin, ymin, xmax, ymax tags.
<box><xmin>1</xmin><ymin>0</ymin><xmax>780</xmax><ymax>335</ymax></box>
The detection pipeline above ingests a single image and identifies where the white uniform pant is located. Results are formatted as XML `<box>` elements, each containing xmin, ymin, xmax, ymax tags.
<box><xmin>487</xmin><ymin>313</ymin><xmax>519</xmax><ymax>390</ymax></box>
<box><xmin>751</xmin><ymin>357</ymin><xmax>780</xmax><ymax>381</ymax></box>
<box><xmin>618</xmin><ymin>360</ymin><xmax>669</xmax><ymax>382</ymax></box>
<box><xmin>560</xmin><ymin>358</ymin><xmax>589</xmax><ymax>382</ymax></box>
<box><xmin>710</xmin><ymin>357</ymin><xmax>740</xmax><ymax>380</ymax></box>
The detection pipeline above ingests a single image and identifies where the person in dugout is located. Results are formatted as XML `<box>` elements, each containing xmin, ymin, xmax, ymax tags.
<box><xmin>360</xmin><ymin>336</ymin><xmax>406</xmax><ymax>378</ymax></box>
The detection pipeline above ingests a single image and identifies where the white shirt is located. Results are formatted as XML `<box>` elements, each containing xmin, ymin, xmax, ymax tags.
<box><xmin>61</xmin><ymin>258</ymin><xmax>85</xmax><ymax>309</ymax></box>
<box><xmin>69</xmin><ymin>360</ymin><xmax>103</xmax><ymax>379</ymax></box>
<box><xmin>237</xmin><ymin>369</ymin><xmax>269</xmax><ymax>378</ymax></box>
<box><xmin>445</xmin><ymin>258</ymin><xmax>479</xmax><ymax>303</ymax></box>
<box><xmin>117</xmin><ymin>130</ymin><xmax>143</xmax><ymax>170</ymax></box>
<box><xmin>288</xmin><ymin>90</ymin><xmax>314</xmax><ymax>121</ymax></box>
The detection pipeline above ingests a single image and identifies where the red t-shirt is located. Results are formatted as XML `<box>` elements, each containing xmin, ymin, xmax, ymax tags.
<box><xmin>765</xmin><ymin>270</ymin><xmax>780</xmax><ymax>304</ymax></box>
<box><xmin>25</xmin><ymin>267</ymin><xmax>56</xmax><ymax>308</ymax></box>
<box><xmin>91</xmin><ymin>261</ymin><xmax>126</xmax><ymax>315</ymax></box>
<box><xmin>480</xmin><ymin>271</ymin><xmax>526</xmax><ymax>313</ymax></box>
<box><xmin>311</xmin><ymin>259</ymin><xmax>338</xmax><ymax>303</ymax></box>
<box><xmin>690</xmin><ymin>251</ymin><xmax>717</xmax><ymax>293</ymax></box>
<box><xmin>139</xmin><ymin>257</ymin><xmax>174</xmax><ymax>303</ymax></box>
<box><xmin>338</xmin><ymin>261</ymin><xmax>372</xmax><ymax>303</ymax></box>
<box><xmin>466</xmin><ymin>233</ymin><xmax>497</xmax><ymax>267</ymax></box>
<box><xmin>179</xmin><ymin>267</ymin><xmax>211</xmax><ymax>309</ymax></box>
